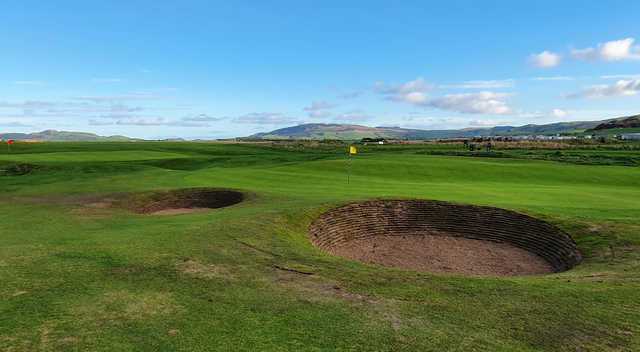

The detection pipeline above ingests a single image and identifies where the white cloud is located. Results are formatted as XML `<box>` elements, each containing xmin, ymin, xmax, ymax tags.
<box><xmin>376</xmin><ymin>78</ymin><xmax>514</xmax><ymax>115</ymax></box>
<box><xmin>532</xmin><ymin>76</ymin><xmax>574</xmax><ymax>81</ymax></box>
<box><xmin>552</xmin><ymin>109</ymin><xmax>567</xmax><ymax>118</ymax></box>
<box><xmin>388</xmin><ymin>91</ymin><xmax>512</xmax><ymax>115</ymax></box>
<box><xmin>571</xmin><ymin>38</ymin><xmax>640</xmax><ymax>62</ymax></box>
<box><xmin>527</xmin><ymin>51</ymin><xmax>562</xmax><ymax>68</ymax></box>
<box><xmin>232</xmin><ymin>112</ymin><xmax>299</xmax><ymax>125</ymax></box>
<box><xmin>568</xmin><ymin>79</ymin><xmax>640</xmax><ymax>99</ymax></box>
<box><xmin>441</xmin><ymin>79</ymin><xmax>515</xmax><ymax>89</ymax></box>
<box><xmin>427</xmin><ymin>92</ymin><xmax>512</xmax><ymax>114</ymax></box>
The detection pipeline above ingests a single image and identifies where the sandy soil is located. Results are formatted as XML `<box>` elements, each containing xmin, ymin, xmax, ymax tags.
<box><xmin>136</xmin><ymin>189</ymin><xmax>243</xmax><ymax>215</ymax></box>
<box><xmin>329</xmin><ymin>233</ymin><xmax>554</xmax><ymax>276</ymax></box>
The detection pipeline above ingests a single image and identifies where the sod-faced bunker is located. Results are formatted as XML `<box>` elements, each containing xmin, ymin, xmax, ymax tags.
<box><xmin>308</xmin><ymin>200</ymin><xmax>582</xmax><ymax>276</ymax></box>
<box><xmin>136</xmin><ymin>189</ymin><xmax>244</xmax><ymax>215</ymax></box>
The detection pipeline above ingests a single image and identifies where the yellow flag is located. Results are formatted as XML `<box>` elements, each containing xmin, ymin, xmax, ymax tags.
<box><xmin>349</xmin><ymin>146</ymin><xmax>357</xmax><ymax>154</ymax></box>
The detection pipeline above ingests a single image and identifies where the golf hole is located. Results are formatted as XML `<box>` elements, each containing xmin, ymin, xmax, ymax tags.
<box><xmin>308</xmin><ymin>200</ymin><xmax>582</xmax><ymax>276</ymax></box>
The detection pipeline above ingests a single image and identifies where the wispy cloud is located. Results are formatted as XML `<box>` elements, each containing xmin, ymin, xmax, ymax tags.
<box><xmin>527</xmin><ymin>51</ymin><xmax>562</xmax><ymax>68</ymax></box>
<box><xmin>115</xmin><ymin>118</ymin><xmax>206</xmax><ymax>127</ymax></box>
<box><xmin>182</xmin><ymin>114</ymin><xmax>224</xmax><ymax>122</ymax></box>
<box><xmin>601</xmin><ymin>74</ymin><xmax>640</xmax><ymax>80</ymax></box>
<box><xmin>0</xmin><ymin>101</ymin><xmax>58</xmax><ymax>109</ymax></box>
<box><xmin>339</xmin><ymin>92</ymin><xmax>361</xmax><ymax>99</ymax></box>
<box><xmin>232</xmin><ymin>112</ymin><xmax>299</xmax><ymax>125</ymax></box>
<box><xmin>303</xmin><ymin>101</ymin><xmax>335</xmax><ymax>118</ymax></box>
<box><xmin>74</xmin><ymin>92</ymin><xmax>157</xmax><ymax>102</ymax></box>
<box><xmin>0</xmin><ymin>120</ymin><xmax>33</xmax><ymax>127</ymax></box>
<box><xmin>0</xmin><ymin>100</ymin><xmax>149</xmax><ymax>120</ymax></box>
<box><xmin>107</xmin><ymin>104</ymin><xmax>144</xmax><ymax>112</ymax></box>
<box><xmin>567</xmin><ymin>79</ymin><xmax>640</xmax><ymax>99</ymax></box>
<box><xmin>374</xmin><ymin>77</ymin><xmax>436</xmax><ymax>95</ymax></box>
<box><xmin>303</xmin><ymin>101</ymin><xmax>334</xmax><ymax>111</ymax></box>
<box><xmin>441</xmin><ymin>79</ymin><xmax>515</xmax><ymax>89</ymax></box>
<box><xmin>307</xmin><ymin>110</ymin><xmax>332</xmax><ymax>118</ymax></box>
<box><xmin>331</xmin><ymin>111</ymin><xmax>373</xmax><ymax>123</ymax></box>
<box><xmin>531</xmin><ymin>76</ymin><xmax>574</xmax><ymax>81</ymax></box>
<box><xmin>92</xmin><ymin>78</ymin><xmax>122</xmax><ymax>83</ymax></box>
<box><xmin>13</xmin><ymin>81</ymin><xmax>43</xmax><ymax>86</ymax></box>
<box><xmin>88</xmin><ymin>119</ymin><xmax>115</xmax><ymax>126</ymax></box>
<box><xmin>572</xmin><ymin>38</ymin><xmax>640</xmax><ymax>62</ymax></box>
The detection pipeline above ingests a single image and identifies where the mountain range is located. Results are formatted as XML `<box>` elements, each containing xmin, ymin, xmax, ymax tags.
<box><xmin>244</xmin><ymin>116</ymin><xmax>638</xmax><ymax>141</ymax></box>
<box><xmin>0</xmin><ymin>130</ymin><xmax>134</xmax><ymax>142</ymax></box>
<box><xmin>2</xmin><ymin>114</ymin><xmax>638</xmax><ymax>142</ymax></box>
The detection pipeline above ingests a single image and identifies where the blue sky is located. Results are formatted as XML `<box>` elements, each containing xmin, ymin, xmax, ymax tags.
<box><xmin>1</xmin><ymin>1</ymin><xmax>639</xmax><ymax>139</ymax></box>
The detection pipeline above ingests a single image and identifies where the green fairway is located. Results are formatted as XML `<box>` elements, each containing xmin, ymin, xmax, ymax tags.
<box><xmin>1</xmin><ymin>142</ymin><xmax>639</xmax><ymax>351</ymax></box>
<box><xmin>0</xmin><ymin>150</ymin><xmax>191</xmax><ymax>163</ymax></box>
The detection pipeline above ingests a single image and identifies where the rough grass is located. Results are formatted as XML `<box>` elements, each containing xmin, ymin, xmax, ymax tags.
<box><xmin>0</xmin><ymin>142</ymin><xmax>639</xmax><ymax>351</ymax></box>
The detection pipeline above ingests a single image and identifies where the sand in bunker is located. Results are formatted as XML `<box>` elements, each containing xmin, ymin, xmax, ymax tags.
<box><xmin>329</xmin><ymin>233</ymin><xmax>554</xmax><ymax>276</ymax></box>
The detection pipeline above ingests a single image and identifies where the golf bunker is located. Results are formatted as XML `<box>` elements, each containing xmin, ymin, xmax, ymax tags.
<box><xmin>135</xmin><ymin>189</ymin><xmax>244</xmax><ymax>215</ymax></box>
<box><xmin>308</xmin><ymin>200</ymin><xmax>582</xmax><ymax>276</ymax></box>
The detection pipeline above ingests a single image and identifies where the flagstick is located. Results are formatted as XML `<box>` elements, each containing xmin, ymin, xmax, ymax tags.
<box><xmin>347</xmin><ymin>146</ymin><xmax>350</xmax><ymax>184</ymax></box>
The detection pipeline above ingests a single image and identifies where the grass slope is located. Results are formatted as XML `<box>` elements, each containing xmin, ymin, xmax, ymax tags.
<box><xmin>589</xmin><ymin>114</ymin><xmax>640</xmax><ymax>132</ymax></box>
<box><xmin>1</xmin><ymin>142</ymin><xmax>639</xmax><ymax>351</ymax></box>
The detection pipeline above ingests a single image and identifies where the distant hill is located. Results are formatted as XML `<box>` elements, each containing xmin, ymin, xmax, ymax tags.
<box><xmin>245</xmin><ymin>123</ymin><xmax>449</xmax><ymax>140</ymax></box>
<box><xmin>588</xmin><ymin>114</ymin><xmax>640</xmax><ymax>131</ymax></box>
<box><xmin>243</xmin><ymin>119</ymin><xmax>611</xmax><ymax>141</ymax></box>
<box><xmin>0</xmin><ymin>130</ymin><xmax>134</xmax><ymax>142</ymax></box>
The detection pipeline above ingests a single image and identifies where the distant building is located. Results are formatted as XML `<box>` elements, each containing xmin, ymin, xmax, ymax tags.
<box><xmin>361</xmin><ymin>138</ymin><xmax>386</xmax><ymax>145</ymax></box>
<box><xmin>619</xmin><ymin>133</ymin><xmax>640</xmax><ymax>140</ymax></box>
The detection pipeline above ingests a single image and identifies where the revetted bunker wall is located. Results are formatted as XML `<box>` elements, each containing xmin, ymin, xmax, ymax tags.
<box><xmin>136</xmin><ymin>189</ymin><xmax>244</xmax><ymax>214</ymax></box>
<box><xmin>308</xmin><ymin>200</ymin><xmax>582</xmax><ymax>273</ymax></box>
